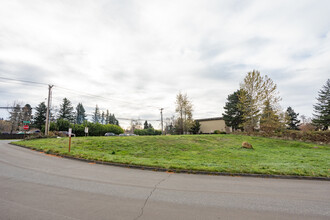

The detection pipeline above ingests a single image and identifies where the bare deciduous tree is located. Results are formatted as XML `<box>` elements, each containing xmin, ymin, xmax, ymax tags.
<box><xmin>175</xmin><ymin>92</ymin><xmax>193</xmax><ymax>134</ymax></box>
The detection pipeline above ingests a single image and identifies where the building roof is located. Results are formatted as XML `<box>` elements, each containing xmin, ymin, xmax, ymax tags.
<box><xmin>195</xmin><ymin>117</ymin><xmax>223</xmax><ymax>122</ymax></box>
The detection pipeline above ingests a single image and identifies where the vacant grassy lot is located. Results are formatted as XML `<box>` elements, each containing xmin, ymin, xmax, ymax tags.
<box><xmin>14</xmin><ymin>134</ymin><xmax>330</xmax><ymax>177</ymax></box>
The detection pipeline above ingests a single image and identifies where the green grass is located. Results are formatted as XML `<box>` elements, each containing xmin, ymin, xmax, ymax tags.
<box><xmin>13</xmin><ymin>134</ymin><xmax>330</xmax><ymax>177</ymax></box>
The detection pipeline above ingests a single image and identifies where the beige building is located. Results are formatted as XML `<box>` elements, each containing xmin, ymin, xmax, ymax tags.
<box><xmin>196</xmin><ymin>117</ymin><xmax>232</xmax><ymax>134</ymax></box>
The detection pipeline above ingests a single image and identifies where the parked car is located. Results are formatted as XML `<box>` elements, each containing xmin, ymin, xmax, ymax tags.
<box><xmin>105</xmin><ymin>132</ymin><xmax>116</xmax><ymax>136</ymax></box>
<box><xmin>119</xmin><ymin>133</ymin><xmax>136</xmax><ymax>136</ymax></box>
<box><xmin>119</xmin><ymin>133</ymin><xmax>131</xmax><ymax>136</ymax></box>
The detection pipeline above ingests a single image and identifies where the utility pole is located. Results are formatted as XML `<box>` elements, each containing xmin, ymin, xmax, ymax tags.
<box><xmin>160</xmin><ymin>108</ymin><xmax>164</xmax><ymax>135</ymax></box>
<box><xmin>45</xmin><ymin>85</ymin><xmax>54</xmax><ymax>136</ymax></box>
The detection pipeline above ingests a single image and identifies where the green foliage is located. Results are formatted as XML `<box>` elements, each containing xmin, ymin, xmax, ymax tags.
<box><xmin>286</xmin><ymin>107</ymin><xmax>300</xmax><ymax>130</ymax></box>
<box><xmin>16</xmin><ymin>135</ymin><xmax>330</xmax><ymax>177</ymax></box>
<box><xmin>33</xmin><ymin>102</ymin><xmax>47</xmax><ymax>129</ymax></box>
<box><xmin>260</xmin><ymin>100</ymin><xmax>282</xmax><ymax>134</ymax></box>
<box><xmin>48</xmin><ymin>120</ymin><xmax>123</xmax><ymax>136</ymax></box>
<box><xmin>58</xmin><ymin>98</ymin><xmax>74</xmax><ymax>122</ymax></box>
<box><xmin>239</xmin><ymin>70</ymin><xmax>281</xmax><ymax>132</ymax></box>
<box><xmin>190</xmin><ymin>121</ymin><xmax>201</xmax><ymax>134</ymax></box>
<box><xmin>134</xmin><ymin>128</ymin><xmax>162</xmax><ymax>136</ymax></box>
<box><xmin>235</xmin><ymin>130</ymin><xmax>330</xmax><ymax>144</ymax></box>
<box><xmin>56</xmin><ymin>118</ymin><xmax>70</xmax><ymax>131</ymax></box>
<box><xmin>104</xmin><ymin>110</ymin><xmax>119</xmax><ymax>125</ymax></box>
<box><xmin>75</xmin><ymin>122</ymin><xmax>123</xmax><ymax>136</ymax></box>
<box><xmin>75</xmin><ymin>103</ymin><xmax>86</xmax><ymax>124</ymax></box>
<box><xmin>222</xmin><ymin>90</ymin><xmax>244</xmax><ymax>131</ymax></box>
<box><xmin>313</xmin><ymin>79</ymin><xmax>330</xmax><ymax>130</ymax></box>
<box><xmin>101</xmin><ymin>111</ymin><xmax>105</xmax><ymax>124</ymax></box>
<box><xmin>92</xmin><ymin>105</ymin><xmax>100</xmax><ymax>123</ymax></box>
<box><xmin>49</xmin><ymin>122</ymin><xmax>56</xmax><ymax>131</ymax></box>
<box><xmin>144</xmin><ymin>120</ymin><xmax>148</xmax><ymax>129</ymax></box>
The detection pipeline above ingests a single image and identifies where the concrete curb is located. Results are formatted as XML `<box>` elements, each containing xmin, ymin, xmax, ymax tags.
<box><xmin>11</xmin><ymin>143</ymin><xmax>330</xmax><ymax>181</ymax></box>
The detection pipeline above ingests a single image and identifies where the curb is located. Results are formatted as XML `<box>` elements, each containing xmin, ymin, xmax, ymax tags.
<box><xmin>10</xmin><ymin>143</ymin><xmax>330</xmax><ymax>181</ymax></box>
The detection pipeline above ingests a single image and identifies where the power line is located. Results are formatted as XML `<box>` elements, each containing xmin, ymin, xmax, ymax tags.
<box><xmin>0</xmin><ymin>76</ymin><xmax>162</xmax><ymax>110</ymax></box>
<box><xmin>55</xmin><ymin>85</ymin><xmax>161</xmax><ymax>109</ymax></box>
<box><xmin>0</xmin><ymin>76</ymin><xmax>48</xmax><ymax>86</ymax></box>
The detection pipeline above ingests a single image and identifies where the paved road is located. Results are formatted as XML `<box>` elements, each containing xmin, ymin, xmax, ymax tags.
<box><xmin>0</xmin><ymin>140</ymin><xmax>329</xmax><ymax>220</ymax></box>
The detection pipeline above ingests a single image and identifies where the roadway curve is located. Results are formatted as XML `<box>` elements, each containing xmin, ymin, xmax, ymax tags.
<box><xmin>0</xmin><ymin>140</ymin><xmax>329</xmax><ymax>220</ymax></box>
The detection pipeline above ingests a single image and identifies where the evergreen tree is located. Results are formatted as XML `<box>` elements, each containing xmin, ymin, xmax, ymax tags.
<box><xmin>190</xmin><ymin>120</ymin><xmax>201</xmax><ymax>134</ymax></box>
<box><xmin>222</xmin><ymin>90</ymin><xmax>244</xmax><ymax>131</ymax></box>
<box><xmin>105</xmin><ymin>110</ymin><xmax>110</xmax><ymax>124</ymax></box>
<box><xmin>144</xmin><ymin>120</ymin><xmax>149</xmax><ymax>129</ymax></box>
<box><xmin>260</xmin><ymin>100</ymin><xmax>281</xmax><ymax>133</ymax></box>
<box><xmin>58</xmin><ymin>98</ymin><xmax>74</xmax><ymax>122</ymax></box>
<box><xmin>92</xmin><ymin>105</ymin><xmax>101</xmax><ymax>123</ymax></box>
<box><xmin>109</xmin><ymin>113</ymin><xmax>119</xmax><ymax>125</ymax></box>
<box><xmin>286</xmin><ymin>107</ymin><xmax>300</xmax><ymax>130</ymax></box>
<box><xmin>33</xmin><ymin>102</ymin><xmax>47</xmax><ymax>129</ymax></box>
<box><xmin>148</xmin><ymin>123</ymin><xmax>153</xmax><ymax>129</ymax></box>
<box><xmin>75</xmin><ymin>103</ymin><xmax>86</xmax><ymax>124</ymax></box>
<box><xmin>101</xmin><ymin>111</ymin><xmax>105</xmax><ymax>124</ymax></box>
<box><xmin>313</xmin><ymin>79</ymin><xmax>330</xmax><ymax>130</ymax></box>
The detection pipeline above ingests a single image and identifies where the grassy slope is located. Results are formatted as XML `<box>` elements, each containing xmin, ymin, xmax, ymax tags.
<box><xmin>14</xmin><ymin>134</ymin><xmax>330</xmax><ymax>177</ymax></box>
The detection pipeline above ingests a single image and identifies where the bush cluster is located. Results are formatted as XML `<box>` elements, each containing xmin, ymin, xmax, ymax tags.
<box><xmin>214</xmin><ymin>130</ymin><xmax>227</xmax><ymax>134</ymax></box>
<box><xmin>134</xmin><ymin>128</ymin><xmax>162</xmax><ymax>136</ymax></box>
<box><xmin>72</xmin><ymin>123</ymin><xmax>124</xmax><ymax>136</ymax></box>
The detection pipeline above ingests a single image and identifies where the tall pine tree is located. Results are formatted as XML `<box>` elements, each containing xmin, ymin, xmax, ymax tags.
<box><xmin>313</xmin><ymin>79</ymin><xmax>330</xmax><ymax>130</ymax></box>
<box><xmin>58</xmin><ymin>98</ymin><xmax>74</xmax><ymax>122</ymax></box>
<box><xmin>75</xmin><ymin>103</ymin><xmax>86</xmax><ymax>124</ymax></box>
<box><xmin>92</xmin><ymin>105</ymin><xmax>101</xmax><ymax>123</ymax></box>
<box><xmin>101</xmin><ymin>111</ymin><xmax>105</xmax><ymax>124</ymax></box>
<box><xmin>33</xmin><ymin>102</ymin><xmax>47</xmax><ymax>129</ymax></box>
<box><xmin>222</xmin><ymin>90</ymin><xmax>244</xmax><ymax>131</ymax></box>
<box><xmin>144</xmin><ymin>120</ymin><xmax>149</xmax><ymax>129</ymax></box>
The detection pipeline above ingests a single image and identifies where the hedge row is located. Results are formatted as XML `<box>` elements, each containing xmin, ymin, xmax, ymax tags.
<box><xmin>72</xmin><ymin>123</ymin><xmax>124</xmax><ymax>136</ymax></box>
<box><xmin>48</xmin><ymin>120</ymin><xmax>124</xmax><ymax>137</ymax></box>
<box><xmin>134</xmin><ymin>128</ymin><xmax>162</xmax><ymax>136</ymax></box>
<box><xmin>235</xmin><ymin>130</ymin><xmax>330</xmax><ymax>144</ymax></box>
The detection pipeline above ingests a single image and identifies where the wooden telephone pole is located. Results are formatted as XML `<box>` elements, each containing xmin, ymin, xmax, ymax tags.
<box><xmin>45</xmin><ymin>85</ymin><xmax>53</xmax><ymax>136</ymax></box>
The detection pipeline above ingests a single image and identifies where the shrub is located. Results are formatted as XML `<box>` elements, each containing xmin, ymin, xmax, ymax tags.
<box><xmin>134</xmin><ymin>128</ymin><xmax>162</xmax><ymax>136</ymax></box>
<box><xmin>234</xmin><ymin>130</ymin><xmax>330</xmax><ymax>144</ymax></box>
<box><xmin>214</xmin><ymin>130</ymin><xmax>221</xmax><ymax>134</ymax></box>
<box><xmin>47</xmin><ymin>121</ymin><xmax>124</xmax><ymax>137</ymax></box>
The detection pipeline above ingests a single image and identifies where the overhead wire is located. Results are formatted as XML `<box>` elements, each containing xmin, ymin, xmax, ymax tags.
<box><xmin>0</xmin><ymin>75</ymin><xmax>162</xmax><ymax>109</ymax></box>
<box><xmin>0</xmin><ymin>76</ymin><xmax>165</xmax><ymax>122</ymax></box>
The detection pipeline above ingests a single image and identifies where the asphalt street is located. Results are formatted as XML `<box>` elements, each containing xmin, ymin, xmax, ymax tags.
<box><xmin>0</xmin><ymin>140</ymin><xmax>329</xmax><ymax>220</ymax></box>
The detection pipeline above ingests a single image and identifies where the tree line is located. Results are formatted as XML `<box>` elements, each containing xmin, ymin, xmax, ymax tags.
<box><xmin>222</xmin><ymin>70</ymin><xmax>329</xmax><ymax>133</ymax></box>
<box><xmin>6</xmin><ymin>97</ymin><xmax>120</xmax><ymax>134</ymax></box>
<box><xmin>166</xmin><ymin>71</ymin><xmax>328</xmax><ymax>135</ymax></box>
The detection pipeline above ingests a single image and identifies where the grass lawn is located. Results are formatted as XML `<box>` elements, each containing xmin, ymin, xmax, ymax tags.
<box><xmin>13</xmin><ymin>134</ymin><xmax>330</xmax><ymax>177</ymax></box>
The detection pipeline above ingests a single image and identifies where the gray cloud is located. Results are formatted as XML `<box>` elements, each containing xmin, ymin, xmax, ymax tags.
<box><xmin>0</xmin><ymin>0</ymin><xmax>329</xmax><ymax>128</ymax></box>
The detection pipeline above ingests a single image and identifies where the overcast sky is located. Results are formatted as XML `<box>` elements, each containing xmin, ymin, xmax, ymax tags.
<box><xmin>0</xmin><ymin>0</ymin><xmax>329</xmax><ymax>128</ymax></box>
